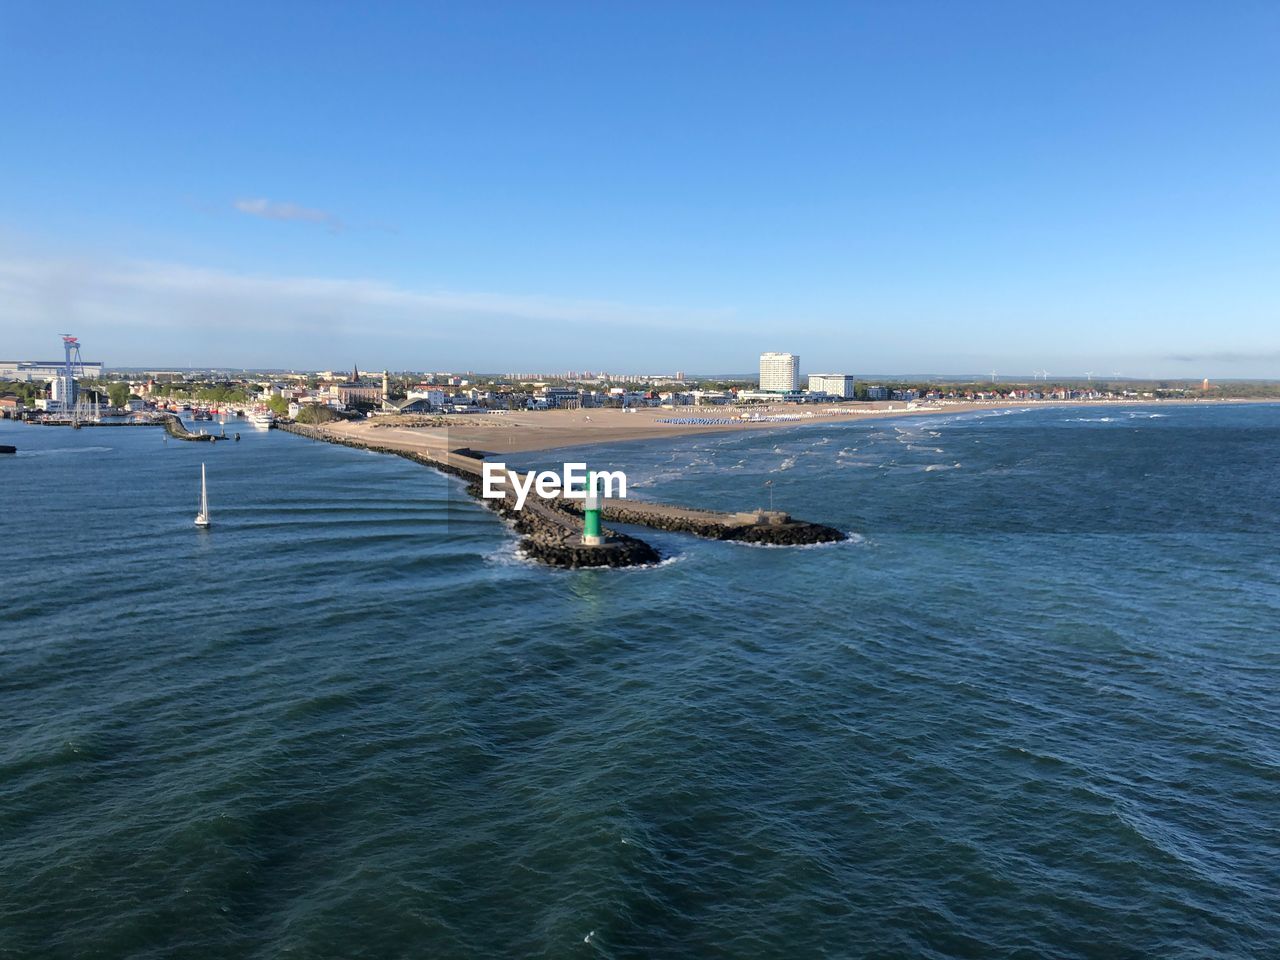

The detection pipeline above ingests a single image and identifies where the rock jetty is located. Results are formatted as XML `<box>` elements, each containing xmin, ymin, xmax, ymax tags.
<box><xmin>276</xmin><ymin>422</ymin><xmax>848</xmax><ymax>567</ymax></box>
<box><xmin>566</xmin><ymin>500</ymin><xmax>847</xmax><ymax>545</ymax></box>
<box><xmin>161</xmin><ymin>413</ymin><xmax>218</xmax><ymax>442</ymax></box>
<box><xmin>277</xmin><ymin>423</ymin><xmax>660</xmax><ymax>568</ymax></box>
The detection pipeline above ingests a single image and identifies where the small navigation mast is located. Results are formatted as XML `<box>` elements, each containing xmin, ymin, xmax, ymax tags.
<box><xmin>582</xmin><ymin>469</ymin><xmax>604</xmax><ymax>546</ymax></box>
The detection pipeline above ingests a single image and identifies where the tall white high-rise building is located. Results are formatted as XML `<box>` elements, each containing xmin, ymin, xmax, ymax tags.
<box><xmin>50</xmin><ymin>372</ymin><xmax>79</xmax><ymax>406</ymax></box>
<box><xmin>759</xmin><ymin>352</ymin><xmax>799</xmax><ymax>392</ymax></box>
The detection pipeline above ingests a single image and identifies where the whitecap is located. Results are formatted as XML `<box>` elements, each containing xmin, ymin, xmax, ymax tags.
<box><xmin>735</xmin><ymin>532</ymin><xmax>865</xmax><ymax>550</ymax></box>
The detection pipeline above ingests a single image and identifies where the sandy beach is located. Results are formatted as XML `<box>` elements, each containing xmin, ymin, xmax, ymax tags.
<box><xmin>303</xmin><ymin>398</ymin><xmax>1255</xmax><ymax>460</ymax></box>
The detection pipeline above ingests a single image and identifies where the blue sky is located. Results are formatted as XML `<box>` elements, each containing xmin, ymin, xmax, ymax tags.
<box><xmin>2</xmin><ymin>0</ymin><xmax>1278</xmax><ymax>376</ymax></box>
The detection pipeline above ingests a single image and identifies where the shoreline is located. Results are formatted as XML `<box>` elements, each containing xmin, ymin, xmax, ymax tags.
<box><xmin>303</xmin><ymin>397</ymin><xmax>1270</xmax><ymax>460</ymax></box>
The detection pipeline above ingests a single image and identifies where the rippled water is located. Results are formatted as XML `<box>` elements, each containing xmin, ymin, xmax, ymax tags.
<box><xmin>2</xmin><ymin>405</ymin><xmax>1278</xmax><ymax>958</ymax></box>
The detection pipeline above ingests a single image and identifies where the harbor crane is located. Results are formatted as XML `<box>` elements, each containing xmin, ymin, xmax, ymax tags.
<box><xmin>59</xmin><ymin>334</ymin><xmax>88</xmax><ymax>422</ymax></box>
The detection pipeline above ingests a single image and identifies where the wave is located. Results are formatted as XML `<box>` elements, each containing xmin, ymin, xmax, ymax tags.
<box><xmin>890</xmin><ymin>462</ymin><xmax>962</xmax><ymax>473</ymax></box>
<box><xmin>734</xmin><ymin>531</ymin><xmax>866</xmax><ymax>550</ymax></box>
<box><xmin>613</xmin><ymin>553</ymin><xmax>683</xmax><ymax>572</ymax></box>
<box><xmin>17</xmin><ymin>446</ymin><xmax>113</xmax><ymax>457</ymax></box>
<box><xmin>484</xmin><ymin>540</ymin><xmax>536</xmax><ymax>568</ymax></box>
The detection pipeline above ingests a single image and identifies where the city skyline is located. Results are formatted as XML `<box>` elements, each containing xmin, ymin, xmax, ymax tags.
<box><xmin>3</xmin><ymin>2</ymin><xmax>1280</xmax><ymax>375</ymax></box>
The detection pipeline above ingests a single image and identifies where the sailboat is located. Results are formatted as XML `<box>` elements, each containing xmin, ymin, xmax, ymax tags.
<box><xmin>195</xmin><ymin>463</ymin><xmax>211</xmax><ymax>528</ymax></box>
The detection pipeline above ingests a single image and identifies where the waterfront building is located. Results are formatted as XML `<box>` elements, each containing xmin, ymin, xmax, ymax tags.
<box><xmin>394</xmin><ymin>397</ymin><xmax>436</xmax><ymax>414</ymax></box>
<box><xmin>865</xmin><ymin>385</ymin><xmax>889</xmax><ymax>401</ymax></box>
<box><xmin>330</xmin><ymin>364</ymin><xmax>383</xmax><ymax>407</ymax></box>
<box><xmin>736</xmin><ymin>389</ymin><xmax>812</xmax><ymax>403</ymax></box>
<box><xmin>689</xmin><ymin>390</ymin><xmax>731</xmax><ymax>405</ymax></box>
<box><xmin>405</xmin><ymin>388</ymin><xmax>446</xmax><ymax>409</ymax></box>
<box><xmin>539</xmin><ymin>387</ymin><xmax>582</xmax><ymax>409</ymax></box>
<box><xmin>336</xmin><ymin>384</ymin><xmax>383</xmax><ymax>406</ymax></box>
<box><xmin>759</xmin><ymin>352</ymin><xmax>799</xmax><ymax>392</ymax></box>
<box><xmin>808</xmin><ymin>374</ymin><xmax>855</xmax><ymax>398</ymax></box>
<box><xmin>0</xmin><ymin>359</ymin><xmax>104</xmax><ymax>381</ymax></box>
<box><xmin>50</xmin><ymin>373</ymin><xmax>79</xmax><ymax>407</ymax></box>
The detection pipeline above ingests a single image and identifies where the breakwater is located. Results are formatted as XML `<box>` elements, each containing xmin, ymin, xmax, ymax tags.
<box><xmin>23</xmin><ymin>414</ymin><xmax>224</xmax><ymax>442</ymax></box>
<box><xmin>28</xmin><ymin>418</ymin><xmax>148</xmax><ymax>426</ymax></box>
<box><xmin>24</xmin><ymin>414</ymin><xmax>223</xmax><ymax>442</ymax></box>
<box><xmin>160</xmin><ymin>414</ymin><xmax>219</xmax><ymax>442</ymax></box>
<box><xmin>277</xmin><ymin>422</ymin><xmax>659</xmax><ymax>568</ymax></box>
<box><xmin>561</xmin><ymin>498</ymin><xmax>847</xmax><ymax>545</ymax></box>
<box><xmin>278</xmin><ymin>422</ymin><xmax>849</xmax><ymax>567</ymax></box>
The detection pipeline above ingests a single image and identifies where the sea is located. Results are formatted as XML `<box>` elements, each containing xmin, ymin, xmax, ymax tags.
<box><xmin>2</xmin><ymin>403</ymin><xmax>1278</xmax><ymax>959</ymax></box>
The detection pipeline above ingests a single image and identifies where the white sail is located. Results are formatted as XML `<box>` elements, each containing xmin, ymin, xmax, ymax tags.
<box><xmin>195</xmin><ymin>463</ymin><xmax>211</xmax><ymax>527</ymax></box>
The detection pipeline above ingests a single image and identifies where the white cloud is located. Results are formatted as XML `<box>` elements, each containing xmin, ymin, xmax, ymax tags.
<box><xmin>0</xmin><ymin>252</ymin><xmax>734</xmax><ymax>366</ymax></box>
<box><xmin>233</xmin><ymin>197</ymin><xmax>343</xmax><ymax>232</ymax></box>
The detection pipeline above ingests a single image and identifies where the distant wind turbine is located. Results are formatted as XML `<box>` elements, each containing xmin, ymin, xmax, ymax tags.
<box><xmin>1084</xmin><ymin>371</ymin><xmax>1093</xmax><ymax>382</ymax></box>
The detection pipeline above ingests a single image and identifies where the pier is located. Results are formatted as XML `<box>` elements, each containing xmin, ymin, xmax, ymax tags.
<box><xmin>22</xmin><ymin>412</ymin><xmax>226</xmax><ymax>442</ymax></box>
<box><xmin>160</xmin><ymin>413</ymin><xmax>220</xmax><ymax>442</ymax></box>
<box><xmin>277</xmin><ymin>422</ymin><xmax>845</xmax><ymax>568</ymax></box>
<box><xmin>28</xmin><ymin>418</ymin><xmax>153</xmax><ymax>426</ymax></box>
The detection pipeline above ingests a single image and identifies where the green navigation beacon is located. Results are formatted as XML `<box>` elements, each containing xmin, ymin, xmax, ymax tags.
<box><xmin>582</xmin><ymin>469</ymin><xmax>605</xmax><ymax>545</ymax></box>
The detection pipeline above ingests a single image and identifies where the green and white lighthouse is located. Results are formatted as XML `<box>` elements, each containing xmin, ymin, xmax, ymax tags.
<box><xmin>582</xmin><ymin>469</ymin><xmax>605</xmax><ymax>545</ymax></box>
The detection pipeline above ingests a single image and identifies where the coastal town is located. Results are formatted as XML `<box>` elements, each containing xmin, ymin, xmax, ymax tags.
<box><xmin>3</xmin><ymin>336</ymin><xmax>1266</xmax><ymax>567</ymax></box>
<box><xmin>0</xmin><ymin>339</ymin><xmax>1250</xmax><ymax>428</ymax></box>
